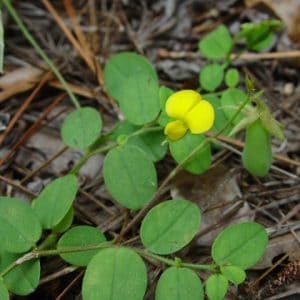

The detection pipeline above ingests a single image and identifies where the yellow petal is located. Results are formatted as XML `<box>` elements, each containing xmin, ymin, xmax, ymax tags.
<box><xmin>164</xmin><ymin>120</ymin><xmax>188</xmax><ymax>141</ymax></box>
<box><xmin>165</xmin><ymin>90</ymin><xmax>202</xmax><ymax>120</ymax></box>
<box><xmin>184</xmin><ymin>100</ymin><xmax>215</xmax><ymax>134</ymax></box>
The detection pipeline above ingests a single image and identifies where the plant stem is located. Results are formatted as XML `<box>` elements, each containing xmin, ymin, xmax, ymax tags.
<box><xmin>70</xmin><ymin>142</ymin><xmax>116</xmax><ymax>175</ymax></box>
<box><xmin>0</xmin><ymin>240</ymin><xmax>216</xmax><ymax>278</ymax></box>
<box><xmin>2</xmin><ymin>0</ymin><xmax>81</xmax><ymax>109</ymax></box>
<box><xmin>135</xmin><ymin>249</ymin><xmax>216</xmax><ymax>271</ymax></box>
<box><xmin>0</xmin><ymin>241</ymin><xmax>114</xmax><ymax>278</ymax></box>
<box><xmin>36</xmin><ymin>232</ymin><xmax>58</xmax><ymax>250</ymax></box>
<box><xmin>181</xmin><ymin>262</ymin><xmax>217</xmax><ymax>271</ymax></box>
<box><xmin>70</xmin><ymin>125</ymin><xmax>163</xmax><ymax>175</ymax></box>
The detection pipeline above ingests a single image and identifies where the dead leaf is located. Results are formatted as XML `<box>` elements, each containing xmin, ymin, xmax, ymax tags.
<box><xmin>254</xmin><ymin>232</ymin><xmax>300</xmax><ymax>269</ymax></box>
<box><xmin>0</xmin><ymin>66</ymin><xmax>44</xmax><ymax>102</ymax></box>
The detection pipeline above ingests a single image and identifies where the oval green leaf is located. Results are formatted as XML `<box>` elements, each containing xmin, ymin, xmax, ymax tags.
<box><xmin>0</xmin><ymin>279</ymin><xmax>9</xmax><ymax>300</ymax></box>
<box><xmin>82</xmin><ymin>247</ymin><xmax>147</xmax><ymax>300</ymax></box>
<box><xmin>220</xmin><ymin>88</ymin><xmax>247</xmax><ymax>124</ymax></box>
<box><xmin>205</xmin><ymin>95</ymin><xmax>232</xmax><ymax>135</ymax></box>
<box><xmin>103</xmin><ymin>144</ymin><xmax>157</xmax><ymax>210</ymax></box>
<box><xmin>104</xmin><ymin>52</ymin><xmax>158</xmax><ymax>102</ymax></box>
<box><xmin>140</xmin><ymin>199</ymin><xmax>201</xmax><ymax>255</ymax></box>
<box><xmin>212</xmin><ymin>222</ymin><xmax>268</xmax><ymax>270</ymax></box>
<box><xmin>33</xmin><ymin>175</ymin><xmax>78</xmax><ymax>229</ymax></box>
<box><xmin>0</xmin><ymin>197</ymin><xmax>41</xmax><ymax>253</ymax></box>
<box><xmin>0</xmin><ymin>252</ymin><xmax>40</xmax><ymax>296</ymax></box>
<box><xmin>242</xmin><ymin>119</ymin><xmax>272</xmax><ymax>177</ymax></box>
<box><xmin>200</xmin><ymin>64</ymin><xmax>224</xmax><ymax>92</ymax></box>
<box><xmin>119</xmin><ymin>72</ymin><xmax>160</xmax><ymax>125</ymax></box>
<box><xmin>225</xmin><ymin>68</ymin><xmax>239</xmax><ymax>88</ymax></box>
<box><xmin>58</xmin><ymin>225</ymin><xmax>106</xmax><ymax>266</ymax></box>
<box><xmin>104</xmin><ymin>52</ymin><xmax>160</xmax><ymax>125</ymax></box>
<box><xmin>198</xmin><ymin>25</ymin><xmax>233</xmax><ymax>60</ymax></box>
<box><xmin>169</xmin><ymin>133</ymin><xmax>211</xmax><ymax>174</ymax></box>
<box><xmin>61</xmin><ymin>107</ymin><xmax>102</xmax><ymax>149</ymax></box>
<box><xmin>220</xmin><ymin>265</ymin><xmax>246</xmax><ymax>285</ymax></box>
<box><xmin>155</xmin><ymin>267</ymin><xmax>204</xmax><ymax>300</ymax></box>
<box><xmin>205</xmin><ymin>274</ymin><xmax>228</xmax><ymax>300</ymax></box>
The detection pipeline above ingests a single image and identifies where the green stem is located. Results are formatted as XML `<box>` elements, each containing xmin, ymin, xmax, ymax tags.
<box><xmin>70</xmin><ymin>142</ymin><xmax>116</xmax><ymax>175</ymax></box>
<box><xmin>0</xmin><ymin>241</ymin><xmax>215</xmax><ymax>278</ymax></box>
<box><xmin>136</xmin><ymin>249</ymin><xmax>216</xmax><ymax>271</ymax></box>
<box><xmin>70</xmin><ymin>125</ymin><xmax>163</xmax><ymax>175</ymax></box>
<box><xmin>2</xmin><ymin>0</ymin><xmax>80</xmax><ymax>109</ymax></box>
<box><xmin>181</xmin><ymin>262</ymin><xmax>217</xmax><ymax>271</ymax></box>
<box><xmin>36</xmin><ymin>241</ymin><xmax>114</xmax><ymax>257</ymax></box>
<box><xmin>0</xmin><ymin>241</ymin><xmax>114</xmax><ymax>278</ymax></box>
<box><xmin>36</xmin><ymin>232</ymin><xmax>58</xmax><ymax>250</ymax></box>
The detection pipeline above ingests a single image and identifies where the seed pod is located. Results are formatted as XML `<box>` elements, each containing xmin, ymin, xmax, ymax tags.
<box><xmin>242</xmin><ymin>119</ymin><xmax>272</xmax><ymax>177</ymax></box>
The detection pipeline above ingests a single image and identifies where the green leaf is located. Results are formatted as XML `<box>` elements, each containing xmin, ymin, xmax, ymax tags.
<box><xmin>119</xmin><ymin>72</ymin><xmax>160</xmax><ymax>125</ymax></box>
<box><xmin>155</xmin><ymin>267</ymin><xmax>204</xmax><ymax>300</ymax></box>
<box><xmin>240</xmin><ymin>20</ymin><xmax>281</xmax><ymax>51</ymax></box>
<box><xmin>104</xmin><ymin>52</ymin><xmax>158</xmax><ymax>102</ymax></box>
<box><xmin>82</xmin><ymin>248</ymin><xmax>147</xmax><ymax>300</ymax></box>
<box><xmin>0</xmin><ymin>197</ymin><xmax>41</xmax><ymax>253</ymax></box>
<box><xmin>252</xmin><ymin>33</ymin><xmax>274</xmax><ymax>51</ymax></box>
<box><xmin>110</xmin><ymin>121</ymin><xmax>167</xmax><ymax>162</ymax></box>
<box><xmin>103</xmin><ymin>144</ymin><xmax>157</xmax><ymax>210</ymax></box>
<box><xmin>198</xmin><ymin>25</ymin><xmax>233</xmax><ymax>60</ymax></box>
<box><xmin>205</xmin><ymin>95</ymin><xmax>232</xmax><ymax>135</ymax></box>
<box><xmin>221</xmin><ymin>265</ymin><xmax>246</xmax><ymax>285</ymax></box>
<box><xmin>169</xmin><ymin>133</ymin><xmax>211</xmax><ymax>174</ymax></box>
<box><xmin>200</xmin><ymin>64</ymin><xmax>224</xmax><ymax>92</ymax></box>
<box><xmin>0</xmin><ymin>10</ymin><xmax>4</xmax><ymax>73</ymax></box>
<box><xmin>225</xmin><ymin>68</ymin><xmax>239</xmax><ymax>88</ymax></box>
<box><xmin>104</xmin><ymin>52</ymin><xmax>160</xmax><ymax>125</ymax></box>
<box><xmin>52</xmin><ymin>207</ymin><xmax>74</xmax><ymax>233</ymax></box>
<box><xmin>0</xmin><ymin>279</ymin><xmax>9</xmax><ymax>300</ymax></box>
<box><xmin>220</xmin><ymin>88</ymin><xmax>247</xmax><ymax>124</ymax></box>
<box><xmin>140</xmin><ymin>199</ymin><xmax>201</xmax><ymax>255</ymax></box>
<box><xmin>158</xmin><ymin>86</ymin><xmax>173</xmax><ymax>126</ymax></box>
<box><xmin>61</xmin><ymin>107</ymin><xmax>102</xmax><ymax>149</ymax></box>
<box><xmin>205</xmin><ymin>274</ymin><xmax>228</xmax><ymax>300</ymax></box>
<box><xmin>0</xmin><ymin>252</ymin><xmax>40</xmax><ymax>296</ymax></box>
<box><xmin>33</xmin><ymin>175</ymin><xmax>78</xmax><ymax>229</ymax></box>
<box><xmin>212</xmin><ymin>222</ymin><xmax>268</xmax><ymax>270</ymax></box>
<box><xmin>58</xmin><ymin>225</ymin><xmax>106</xmax><ymax>266</ymax></box>
<box><xmin>242</xmin><ymin>119</ymin><xmax>272</xmax><ymax>177</ymax></box>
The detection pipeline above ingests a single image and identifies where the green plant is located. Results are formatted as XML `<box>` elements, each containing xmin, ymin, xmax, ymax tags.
<box><xmin>1</xmin><ymin>4</ymin><xmax>284</xmax><ymax>299</ymax></box>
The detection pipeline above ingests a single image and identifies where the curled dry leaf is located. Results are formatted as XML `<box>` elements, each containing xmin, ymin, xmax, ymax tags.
<box><xmin>254</xmin><ymin>232</ymin><xmax>300</xmax><ymax>269</ymax></box>
<box><xmin>0</xmin><ymin>66</ymin><xmax>44</xmax><ymax>102</ymax></box>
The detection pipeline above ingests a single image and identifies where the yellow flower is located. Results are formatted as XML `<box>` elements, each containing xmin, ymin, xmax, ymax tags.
<box><xmin>164</xmin><ymin>90</ymin><xmax>215</xmax><ymax>140</ymax></box>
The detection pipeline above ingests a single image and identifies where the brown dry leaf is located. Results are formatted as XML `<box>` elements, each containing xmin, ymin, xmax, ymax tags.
<box><xmin>0</xmin><ymin>66</ymin><xmax>44</xmax><ymax>102</ymax></box>
<box><xmin>254</xmin><ymin>232</ymin><xmax>300</xmax><ymax>269</ymax></box>
<box><xmin>245</xmin><ymin>0</ymin><xmax>300</xmax><ymax>42</ymax></box>
<box><xmin>171</xmin><ymin>165</ymin><xmax>255</xmax><ymax>245</ymax></box>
